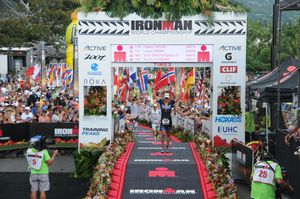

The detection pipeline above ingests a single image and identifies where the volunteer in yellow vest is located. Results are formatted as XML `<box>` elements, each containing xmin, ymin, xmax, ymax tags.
<box><xmin>245</xmin><ymin>104</ymin><xmax>255</xmax><ymax>142</ymax></box>
<box><xmin>251</xmin><ymin>153</ymin><xmax>293</xmax><ymax>199</ymax></box>
<box><xmin>26</xmin><ymin>136</ymin><xmax>58</xmax><ymax>199</ymax></box>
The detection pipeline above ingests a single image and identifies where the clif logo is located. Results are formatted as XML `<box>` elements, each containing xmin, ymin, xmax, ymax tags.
<box><xmin>220</xmin><ymin>66</ymin><xmax>238</xmax><ymax>73</ymax></box>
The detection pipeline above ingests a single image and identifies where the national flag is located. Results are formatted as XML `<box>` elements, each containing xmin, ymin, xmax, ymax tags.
<box><xmin>154</xmin><ymin>68</ymin><xmax>162</xmax><ymax>94</ymax></box>
<box><xmin>181</xmin><ymin>68</ymin><xmax>185</xmax><ymax>102</ymax></box>
<box><xmin>65</xmin><ymin>68</ymin><xmax>73</xmax><ymax>86</ymax></box>
<box><xmin>113</xmin><ymin>67</ymin><xmax>119</xmax><ymax>93</ymax></box>
<box><xmin>31</xmin><ymin>64</ymin><xmax>41</xmax><ymax>82</ymax></box>
<box><xmin>185</xmin><ymin>68</ymin><xmax>195</xmax><ymax>101</ymax></box>
<box><xmin>25</xmin><ymin>66</ymin><xmax>35</xmax><ymax>78</ymax></box>
<box><xmin>49</xmin><ymin>65</ymin><xmax>55</xmax><ymax>86</ymax></box>
<box><xmin>118</xmin><ymin>83</ymin><xmax>127</xmax><ymax>102</ymax></box>
<box><xmin>129</xmin><ymin>67</ymin><xmax>138</xmax><ymax>83</ymax></box>
<box><xmin>167</xmin><ymin>67</ymin><xmax>176</xmax><ymax>84</ymax></box>
<box><xmin>61</xmin><ymin>64</ymin><xmax>67</xmax><ymax>85</ymax></box>
<box><xmin>56</xmin><ymin>64</ymin><xmax>61</xmax><ymax>86</ymax></box>
<box><xmin>138</xmin><ymin>68</ymin><xmax>149</xmax><ymax>93</ymax></box>
<box><xmin>155</xmin><ymin>67</ymin><xmax>176</xmax><ymax>91</ymax></box>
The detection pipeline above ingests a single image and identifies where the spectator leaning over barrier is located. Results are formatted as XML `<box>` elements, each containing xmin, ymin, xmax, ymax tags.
<box><xmin>21</xmin><ymin>107</ymin><xmax>35</xmax><ymax>122</ymax></box>
<box><xmin>251</xmin><ymin>153</ymin><xmax>293</xmax><ymax>199</ymax></box>
<box><xmin>39</xmin><ymin>110</ymin><xmax>51</xmax><ymax>123</ymax></box>
<box><xmin>26</xmin><ymin>136</ymin><xmax>58</xmax><ymax>199</ymax></box>
<box><xmin>51</xmin><ymin>108</ymin><xmax>60</xmax><ymax>123</ymax></box>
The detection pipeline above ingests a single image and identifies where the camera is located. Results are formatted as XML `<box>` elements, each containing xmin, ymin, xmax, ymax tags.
<box><xmin>30</xmin><ymin>135</ymin><xmax>55</xmax><ymax>151</ymax></box>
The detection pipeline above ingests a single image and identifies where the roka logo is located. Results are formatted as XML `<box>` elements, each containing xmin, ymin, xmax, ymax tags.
<box><xmin>148</xmin><ymin>167</ymin><xmax>176</xmax><ymax>177</ymax></box>
<box><xmin>220</xmin><ymin>66</ymin><xmax>238</xmax><ymax>73</ymax></box>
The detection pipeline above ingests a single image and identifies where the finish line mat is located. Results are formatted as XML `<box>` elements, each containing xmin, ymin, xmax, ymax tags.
<box><xmin>122</xmin><ymin>126</ymin><xmax>204</xmax><ymax>199</ymax></box>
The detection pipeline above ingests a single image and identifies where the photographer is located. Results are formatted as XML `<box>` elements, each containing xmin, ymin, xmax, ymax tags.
<box><xmin>251</xmin><ymin>153</ymin><xmax>293</xmax><ymax>199</ymax></box>
<box><xmin>26</xmin><ymin>136</ymin><xmax>58</xmax><ymax>199</ymax></box>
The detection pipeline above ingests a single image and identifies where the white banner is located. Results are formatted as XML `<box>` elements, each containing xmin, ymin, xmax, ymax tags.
<box><xmin>78</xmin><ymin>12</ymin><xmax>246</xmax><ymax>146</ymax></box>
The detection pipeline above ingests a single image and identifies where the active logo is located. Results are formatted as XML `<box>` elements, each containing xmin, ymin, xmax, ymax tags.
<box><xmin>84</xmin><ymin>46</ymin><xmax>106</xmax><ymax>51</ymax></box>
<box><xmin>219</xmin><ymin>46</ymin><xmax>242</xmax><ymax>51</ymax></box>
<box><xmin>215</xmin><ymin>116</ymin><xmax>242</xmax><ymax>123</ymax></box>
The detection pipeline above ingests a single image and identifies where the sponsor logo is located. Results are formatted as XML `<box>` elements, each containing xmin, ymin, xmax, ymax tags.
<box><xmin>225</xmin><ymin>53</ymin><xmax>232</xmax><ymax>60</ymax></box>
<box><xmin>82</xmin><ymin>127</ymin><xmax>108</xmax><ymax>136</ymax></box>
<box><xmin>84</xmin><ymin>54</ymin><xmax>106</xmax><ymax>61</ymax></box>
<box><xmin>148</xmin><ymin>167</ymin><xmax>176</xmax><ymax>177</ymax></box>
<box><xmin>220</xmin><ymin>66</ymin><xmax>238</xmax><ymax>73</ymax></box>
<box><xmin>131</xmin><ymin>20</ymin><xmax>193</xmax><ymax>34</ymax></box>
<box><xmin>54</xmin><ymin>127</ymin><xmax>78</xmax><ymax>137</ymax></box>
<box><xmin>215</xmin><ymin>116</ymin><xmax>242</xmax><ymax>123</ymax></box>
<box><xmin>0</xmin><ymin>136</ymin><xmax>10</xmax><ymax>141</ymax></box>
<box><xmin>221</xmin><ymin>52</ymin><xmax>237</xmax><ymax>64</ymax></box>
<box><xmin>217</xmin><ymin>126</ymin><xmax>238</xmax><ymax>134</ymax></box>
<box><xmin>219</xmin><ymin>46</ymin><xmax>242</xmax><ymax>51</ymax></box>
<box><xmin>83</xmin><ymin>78</ymin><xmax>106</xmax><ymax>85</ymax></box>
<box><xmin>130</xmin><ymin>188</ymin><xmax>196</xmax><ymax>195</ymax></box>
<box><xmin>84</xmin><ymin>46</ymin><xmax>106</xmax><ymax>51</ymax></box>
<box><xmin>88</xmin><ymin>63</ymin><xmax>102</xmax><ymax>75</ymax></box>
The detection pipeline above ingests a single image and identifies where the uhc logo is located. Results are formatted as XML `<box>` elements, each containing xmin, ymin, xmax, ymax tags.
<box><xmin>131</xmin><ymin>20</ymin><xmax>192</xmax><ymax>31</ymax></box>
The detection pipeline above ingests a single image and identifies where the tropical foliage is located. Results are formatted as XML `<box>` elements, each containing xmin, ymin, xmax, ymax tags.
<box><xmin>246</xmin><ymin>19</ymin><xmax>300</xmax><ymax>72</ymax></box>
<box><xmin>0</xmin><ymin>0</ymin><xmax>80</xmax><ymax>47</ymax></box>
<box><xmin>79</xmin><ymin>0</ymin><xmax>246</xmax><ymax>20</ymax></box>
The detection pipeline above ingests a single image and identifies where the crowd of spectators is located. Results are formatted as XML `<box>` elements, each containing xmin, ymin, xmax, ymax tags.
<box><xmin>0</xmin><ymin>75</ymin><xmax>79</xmax><ymax>124</ymax></box>
<box><xmin>112</xmin><ymin>86</ymin><xmax>211</xmax><ymax>133</ymax></box>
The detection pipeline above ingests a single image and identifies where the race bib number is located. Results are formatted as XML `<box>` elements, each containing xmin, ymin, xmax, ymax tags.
<box><xmin>162</xmin><ymin>118</ymin><xmax>170</xmax><ymax>125</ymax></box>
<box><xmin>26</xmin><ymin>149</ymin><xmax>44</xmax><ymax>170</ymax></box>
<box><xmin>252</xmin><ymin>162</ymin><xmax>276</xmax><ymax>185</ymax></box>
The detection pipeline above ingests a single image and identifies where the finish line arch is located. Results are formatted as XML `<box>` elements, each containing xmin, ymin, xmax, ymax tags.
<box><xmin>77</xmin><ymin>12</ymin><xmax>247</xmax><ymax>147</ymax></box>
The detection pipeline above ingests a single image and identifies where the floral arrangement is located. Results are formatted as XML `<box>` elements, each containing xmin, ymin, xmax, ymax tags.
<box><xmin>79</xmin><ymin>0</ymin><xmax>246</xmax><ymax>20</ymax></box>
<box><xmin>84</xmin><ymin>87</ymin><xmax>107</xmax><ymax>116</ymax></box>
<box><xmin>85</xmin><ymin>132</ymin><xmax>134</xmax><ymax>198</ymax></box>
<box><xmin>172</xmin><ymin>126</ymin><xmax>193</xmax><ymax>142</ymax></box>
<box><xmin>0</xmin><ymin>140</ymin><xmax>28</xmax><ymax>151</ymax></box>
<box><xmin>217</xmin><ymin>86</ymin><xmax>242</xmax><ymax>116</ymax></box>
<box><xmin>74</xmin><ymin>139</ymin><xmax>108</xmax><ymax>178</ymax></box>
<box><xmin>194</xmin><ymin>132</ymin><xmax>237</xmax><ymax>198</ymax></box>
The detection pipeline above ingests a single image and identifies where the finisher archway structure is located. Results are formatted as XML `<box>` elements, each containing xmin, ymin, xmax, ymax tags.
<box><xmin>77</xmin><ymin>12</ymin><xmax>247</xmax><ymax>147</ymax></box>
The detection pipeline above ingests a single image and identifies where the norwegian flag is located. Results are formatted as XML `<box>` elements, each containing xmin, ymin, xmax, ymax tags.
<box><xmin>155</xmin><ymin>67</ymin><xmax>176</xmax><ymax>91</ymax></box>
<box><xmin>154</xmin><ymin>68</ymin><xmax>162</xmax><ymax>94</ymax></box>
<box><xmin>138</xmin><ymin>68</ymin><xmax>149</xmax><ymax>93</ymax></box>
